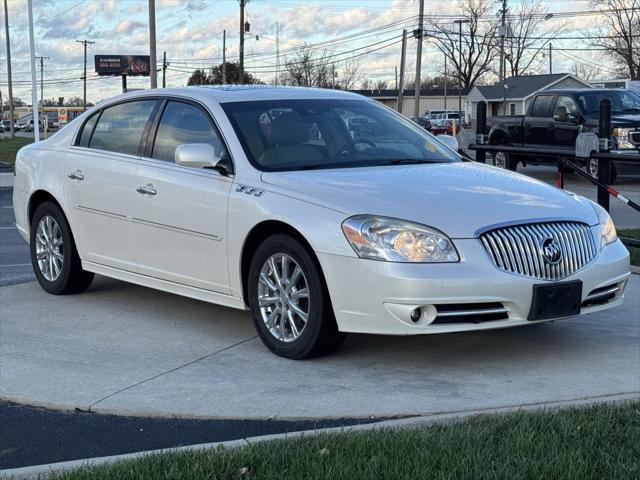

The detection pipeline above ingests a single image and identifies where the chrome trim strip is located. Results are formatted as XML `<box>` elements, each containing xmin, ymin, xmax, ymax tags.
<box><xmin>584</xmin><ymin>286</ymin><xmax>619</xmax><ymax>301</ymax></box>
<box><xmin>435</xmin><ymin>307</ymin><xmax>508</xmax><ymax>318</ymax></box>
<box><xmin>131</xmin><ymin>217</ymin><xmax>222</xmax><ymax>241</ymax></box>
<box><xmin>76</xmin><ymin>205</ymin><xmax>127</xmax><ymax>220</ymax></box>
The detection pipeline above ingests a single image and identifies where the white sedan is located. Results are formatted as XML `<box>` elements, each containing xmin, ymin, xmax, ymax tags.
<box><xmin>13</xmin><ymin>86</ymin><xmax>630</xmax><ymax>359</ymax></box>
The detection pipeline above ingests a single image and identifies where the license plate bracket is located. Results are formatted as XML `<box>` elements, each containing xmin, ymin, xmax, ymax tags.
<box><xmin>528</xmin><ymin>280</ymin><xmax>582</xmax><ymax>321</ymax></box>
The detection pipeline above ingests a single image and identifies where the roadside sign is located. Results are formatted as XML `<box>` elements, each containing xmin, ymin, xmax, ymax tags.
<box><xmin>94</xmin><ymin>55</ymin><xmax>151</xmax><ymax>76</ymax></box>
<box><xmin>58</xmin><ymin>107</ymin><xmax>68</xmax><ymax>126</ymax></box>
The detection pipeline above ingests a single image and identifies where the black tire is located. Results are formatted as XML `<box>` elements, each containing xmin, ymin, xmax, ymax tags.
<box><xmin>30</xmin><ymin>201</ymin><xmax>94</xmax><ymax>295</ymax></box>
<box><xmin>247</xmin><ymin>234</ymin><xmax>345</xmax><ymax>359</ymax></box>
<box><xmin>493</xmin><ymin>150</ymin><xmax>517</xmax><ymax>171</ymax></box>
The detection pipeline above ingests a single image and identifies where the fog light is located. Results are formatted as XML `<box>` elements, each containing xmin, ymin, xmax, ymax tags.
<box><xmin>410</xmin><ymin>308</ymin><xmax>421</xmax><ymax>323</ymax></box>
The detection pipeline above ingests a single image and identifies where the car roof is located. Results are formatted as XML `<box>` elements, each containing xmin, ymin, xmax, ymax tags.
<box><xmin>542</xmin><ymin>88</ymin><xmax>628</xmax><ymax>95</ymax></box>
<box><xmin>98</xmin><ymin>85</ymin><xmax>367</xmax><ymax>106</ymax></box>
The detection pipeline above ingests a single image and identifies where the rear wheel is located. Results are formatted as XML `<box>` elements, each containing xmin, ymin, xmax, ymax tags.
<box><xmin>493</xmin><ymin>151</ymin><xmax>517</xmax><ymax>171</ymax></box>
<box><xmin>587</xmin><ymin>158</ymin><xmax>617</xmax><ymax>184</ymax></box>
<box><xmin>247</xmin><ymin>234</ymin><xmax>345</xmax><ymax>359</ymax></box>
<box><xmin>30</xmin><ymin>201</ymin><xmax>94</xmax><ymax>295</ymax></box>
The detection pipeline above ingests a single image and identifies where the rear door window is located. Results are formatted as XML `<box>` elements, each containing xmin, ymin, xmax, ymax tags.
<box><xmin>77</xmin><ymin>112</ymin><xmax>100</xmax><ymax>147</ymax></box>
<box><xmin>530</xmin><ymin>95</ymin><xmax>555</xmax><ymax>117</ymax></box>
<box><xmin>89</xmin><ymin>100</ymin><xmax>158</xmax><ymax>155</ymax></box>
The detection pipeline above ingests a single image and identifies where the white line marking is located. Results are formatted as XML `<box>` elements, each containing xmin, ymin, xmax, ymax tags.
<box><xmin>0</xmin><ymin>226</ymin><xmax>17</xmax><ymax>230</ymax></box>
<box><xmin>2</xmin><ymin>263</ymin><xmax>31</xmax><ymax>267</ymax></box>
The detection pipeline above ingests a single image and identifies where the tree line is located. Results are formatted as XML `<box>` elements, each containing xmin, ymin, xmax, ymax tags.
<box><xmin>188</xmin><ymin>0</ymin><xmax>637</xmax><ymax>90</ymax></box>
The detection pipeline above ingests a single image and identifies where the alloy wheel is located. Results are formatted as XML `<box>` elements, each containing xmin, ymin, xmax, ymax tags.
<box><xmin>494</xmin><ymin>152</ymin><xmax>507</xmax><ymax>169</ymax></box>
<box><xmin>588</xmin><ymin>158</ymin><xmax>599</xmax><ymax>178</ymax></box>
<box><xmin>257</xmin><ymin>253</ymin><xmax>310</xmax><ymax>343</ymax></box>
<box><xmin>35</xmin><ymin>215</ymin><xmax>64</xmax><ymax>281</ymax></box>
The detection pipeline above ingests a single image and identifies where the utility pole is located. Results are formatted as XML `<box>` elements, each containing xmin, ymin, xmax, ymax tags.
<box><xmin>549</xmin><ymin>43</ymin><xmax>552</xmax><ymax>74</ymax></box>
<box><xmin>162</xmin><ymin>51</ymin><xmax>167</xmax><ymax>87</ymax></box>
<box><xmin>275</xmin><ymin>22</ymin><xmax>281</xmax><ymax>85</ymax></box>
<box><xmin>499</xmin><ymin>0</ymin><xmax>507</xmax><ymax>115</ymax></box>
<box><xmin>397</xmin><ymin>28</ymin><xmax>407</xmax><ymax>114</ymax></box>
<box><xmin>3</xmin><ymin>0</ymin><xmax>15</xmax><ymax>138</ymax></box>
<box><xmin>444</xmin><ymin>54</ymin><xmax>448</xmax><ymax>110</ymax></box>
<box><xmin>454</xmin><ymin>19</ymin><xmax>470</xmax><ymax>129</ymax></box>
<box><xmin>76</xmin><ymin>39</ymin><xmax>94</xmax><ymax>110</ymax></box>
<box><xmin>222</xmin><ymin>30</ymin><xmax>227</xmax><ymax>84</ymax></box>
<box><xmin>395</xmin><ymin>66</ymin><xmax>398</xmax><ymax>90</ymax></box>
<box><xmin>239</xmin><ymin>0</ymin><xmax>247</xmax><ymax>84</ymax></box>
<box><xmin>148</xmin><ymin>0</ymin><xmax>157</xmax><ymax>88</ymax></box>
<box><xmin>35</xmin><ymin>56</ymin><xmax>49</xmax><ymax>121</ymax></box>
<box><xmin>413</xmin><ymin>0</ymin><xmax>424</xmax><ymax>121</ymax></box>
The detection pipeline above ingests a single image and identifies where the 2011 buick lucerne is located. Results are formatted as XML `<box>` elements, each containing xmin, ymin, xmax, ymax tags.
<box><xmin>13</xmin><ymin>86</ymin><xmax>630</xmax><ymax>359</ymax></box>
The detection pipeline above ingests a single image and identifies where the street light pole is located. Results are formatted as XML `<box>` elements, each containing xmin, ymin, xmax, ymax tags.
<box><xmin>3</xmin><ymin>0</ymin><xmax>15</xmax><ymax>138</ymax></box>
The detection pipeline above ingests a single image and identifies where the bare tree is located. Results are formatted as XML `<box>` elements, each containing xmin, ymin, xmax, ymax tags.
<box><xmin>570</xmin><ymin>63</ymin><xmax>603</xmax><ymax>81</ymax></box>
<box><xmin>589</xmin><ymin>0</ymin><xmax>639</xmax><ymax>79</ymax></box>
<box><xmin>281</xmin><ymin>49</ymin><xmax>332</xmax><ymax>88</ymax></box>
<box><xmin>426</xmin><ymin>0</ymin><xmax>498</xmax><ymax>89</ymax></box>
<box><xmin>338</xmin><ymin>57</ymin><xmax>362</xmax><ymax>90</ymax></box>
<box><xmin>505</xmin><ymin>0</ymin><xmax>564</xmax><ymax>76</ymax></box>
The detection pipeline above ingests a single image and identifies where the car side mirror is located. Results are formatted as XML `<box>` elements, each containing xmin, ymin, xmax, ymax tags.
<box><xmin>553</xmin><ymin>106</ymin><xmax>568</xmax><ymax>122</ymax></box>
<box><xmin>437</xmin><ymin>134</ymin><xmax>459</xmax><ymax>151</ymax></box>
<box><xmin>174</xmin><ymin>143</ymin><xmax>231</xmax><ymax>176</ymax></box>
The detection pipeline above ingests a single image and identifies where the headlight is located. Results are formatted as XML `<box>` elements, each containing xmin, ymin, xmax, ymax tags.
<box><xmin>590</xmin><ymin>201</ymin><xmax>617</xmax><ymax>248</ymax></box>
<box><xmin>341</xmin><ymin>215</ymin><xmax>459</xmax><ymax>263</ymax></box>
<box><xmin>612</xmin><ymin>128</ymin><xmax>635</xmax><ymax>149</ymax></box>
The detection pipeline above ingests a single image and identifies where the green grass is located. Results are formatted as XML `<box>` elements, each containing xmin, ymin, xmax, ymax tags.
<box><xmin>619</xmin><ymin>228</ymin><xmax>640</xmax><ymax>266</ymax></box>
<box><xmin>0</xmin><ymin>136</ymin><xmax>34</xmax><ymax>166</ymax></box>
<box><xmin>54</xmin><ymin>402</ymin><xmax>640</xmax><ymax>480</ymax></box>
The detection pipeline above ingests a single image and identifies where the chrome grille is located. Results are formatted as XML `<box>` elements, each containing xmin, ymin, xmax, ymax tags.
<box><xmin>480</xmin><ymin>222</ymin><xmax>598</xmax><ymax>281</ymax></box>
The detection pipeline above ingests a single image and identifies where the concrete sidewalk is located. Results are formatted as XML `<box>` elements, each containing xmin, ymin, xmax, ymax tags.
<box><xmin>1</xmin><ymin>275</ymin><xmax>638</xmax><ymax>419</ymax></box>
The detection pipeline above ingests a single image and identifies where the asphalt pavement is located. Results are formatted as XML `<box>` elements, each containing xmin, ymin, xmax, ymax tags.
<box><xmin>0</xmin><ymin>401</ymin><xmax>388</xmax><ymax>470</ymax></box>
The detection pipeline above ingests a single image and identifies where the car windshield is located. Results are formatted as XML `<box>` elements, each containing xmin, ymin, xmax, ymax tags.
<box><xmin>222</xmin><ymin>99</ymin><xmax>460</xmax><ymax>171</ymax></box>
<box><xmin>575</xmin><ymin>90</ymin><xmax>640</xmax><ymax>115</ymax></box>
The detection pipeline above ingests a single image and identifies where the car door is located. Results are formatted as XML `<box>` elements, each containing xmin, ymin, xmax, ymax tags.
<box><xmin>64</xmin><ymin>99</ymin><xmax>160</xmax><ymax>271</ymax></box>
<box><xmin>524</xmin><ymin>94</ymin><xmax>556</xmax><ymax>146</ymax></box>
<box><xmin>131</xmin><ymin>99</ymin><xmax>233</xmax><ymax>293</ymax></box>
<box><xmin>553</xmin><ymin>95</ymin><xmax>582</xmax><ymax>147</ymax></box>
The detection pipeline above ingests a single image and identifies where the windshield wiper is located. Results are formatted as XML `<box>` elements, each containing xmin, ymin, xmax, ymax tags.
<box><xmin>386</xmin><ymin>158</ymin><xmax>443</xmax><ymax>165</ymax></box>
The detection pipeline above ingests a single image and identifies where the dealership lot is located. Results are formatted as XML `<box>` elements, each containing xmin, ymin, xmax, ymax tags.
<box><xmin>1</xmin><ymin>164</ymin><xmax>638</xmax><ymax>419</ymax></box>
<box><xmin>1</xmin><ymin>269</ymin><xmax>638</xmax><ymax>419</ymax></box>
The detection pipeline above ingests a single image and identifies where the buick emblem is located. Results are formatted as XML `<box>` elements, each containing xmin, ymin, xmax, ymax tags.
<box><xmin>541</xmin><ymin>237</ymin><xmax>562</xmax><ymax>265</ymax></box>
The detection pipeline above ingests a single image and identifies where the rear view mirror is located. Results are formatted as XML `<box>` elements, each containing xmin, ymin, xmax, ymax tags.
<box><xmin>437</xmin><ymin>134</ymin><xmax>459</xmax><ymax>152</ymax></box>
<box><xmin>175</xmin><ymin>143</ymin><xmax>217</xmax><ymax>169</ymax></box>
<box><xmin>553</xmin><ymin>106</ymin><xmax>568</xmax><ymax>122</ymax></box>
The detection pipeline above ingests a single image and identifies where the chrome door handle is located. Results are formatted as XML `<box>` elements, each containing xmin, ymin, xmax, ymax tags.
<box><xmin>136</xmin><ymin>184</ymin><xmax>157</xmax><ymax>196</ymax></box>
<box><xmin>67</xmin><ymin>170</ymin><xmax>84</xmax><ymax>181</ymax></box>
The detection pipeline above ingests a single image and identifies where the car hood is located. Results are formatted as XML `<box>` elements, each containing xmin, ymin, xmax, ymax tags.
<box><xmin>261</xmin><ymin>162</ymin><xmax>599</xmax><ymax>238</ymax></box>
<box><xmin>586</xmin><ymin>113</ymin><xmax>640</xmax><ymax>128</ymax></box>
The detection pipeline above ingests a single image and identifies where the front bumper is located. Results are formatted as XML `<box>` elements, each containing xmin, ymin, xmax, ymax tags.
<box><xmin>317</xmin><ymin>237</ymin><xmax>630</xmax><ymax>335</ymax></box>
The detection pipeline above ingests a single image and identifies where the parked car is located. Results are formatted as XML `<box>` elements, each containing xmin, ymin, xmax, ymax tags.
<box><xmin>2</xmin><ymin>119</ymin><xmax>15</xmax><ymax>131</ymax></box>
<box><xmin>487</xmin><ymin>88</ymin><xmax>640</xmax><ymax>181</ymax></box>
<box><xmin>13</xmin><ymin>86</ymin><xmax>630</xmax><ymax>359</ymax></box>
<box><xmin>415</xmin><ymin>115</ymin><xmax>432</xmax><ymax>130</ymax></box>
<box><xmin>430</xmin><ymin>119</ymin><xmax>470</xmax><ymax>135</ymax></box>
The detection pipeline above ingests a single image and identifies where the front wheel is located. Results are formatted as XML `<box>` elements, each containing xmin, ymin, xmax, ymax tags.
<box><xmin>30</xmin><ymin>201</ymin><xmax>94</xmax><ymax>295</ymax></box>
<box><xmin>247</xmin><ymin>234</ymin><xmax>345</xmax><ymax>359</ymax></box>
<box><xmin>493</xmin><ymin>151</ymin><xmax>517</xmax><ymax>171</ymax></box>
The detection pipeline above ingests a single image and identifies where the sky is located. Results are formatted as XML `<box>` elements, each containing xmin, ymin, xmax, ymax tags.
<box><xmin>0</xmin><ymin>0</ymin><xmax>618</xmax><ymax>105</ymax></box>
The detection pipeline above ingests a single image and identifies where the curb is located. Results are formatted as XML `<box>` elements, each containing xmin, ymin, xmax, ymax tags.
<box><xmin>2</xmin><ymin>392</ymin><xmax>638</xmax><ymax>480</ymax></box>
<box><xmin>0</xmin><ymin>172</ymin><xmax>13</xmax><ymax>188</ymax></box>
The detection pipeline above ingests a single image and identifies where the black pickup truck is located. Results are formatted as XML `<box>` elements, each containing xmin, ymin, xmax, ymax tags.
<box><xmin>486</xmin><ymin>88</ymin><xmax>640</xmax><ymax>181</ymax></box>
